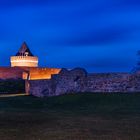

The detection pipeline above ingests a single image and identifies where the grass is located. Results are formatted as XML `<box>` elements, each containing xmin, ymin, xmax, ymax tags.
<box><xmin>0</xmin><ymin>93</ymin><xmax>140</xmax><ymax>140</ymax></box>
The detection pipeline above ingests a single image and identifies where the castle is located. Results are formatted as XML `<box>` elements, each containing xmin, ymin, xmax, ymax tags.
<box><xmin>1</xmin><ymin>42</ymin><xmax>140</xmax><ymax>97</ymax></box>
<box><xmin>0</xmin><ymin>42</ymin><xmax>61</xmax><ymax>80</ymax></box>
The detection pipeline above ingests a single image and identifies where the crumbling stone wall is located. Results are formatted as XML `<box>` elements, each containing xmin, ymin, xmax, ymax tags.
<box><xmin>29</xmin><ymin>68</ymin><xmax>140</xmax><ymax>97</ymax></box>
<box><xmin>86</xmin><ymin>73</ymin><xmax>130</xmax><ymax>92</ymax></box>
<box><xmin>0</xmin><ymin>67</ymin><xmax>24</xmax><ymax>79</ymax></box>
<box><xmin>0</xmin><ymin>67</ymin><xmax>60</xmax><ymax>80</ymax></box>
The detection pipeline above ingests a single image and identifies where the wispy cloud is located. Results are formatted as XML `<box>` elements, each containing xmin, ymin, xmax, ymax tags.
<box><xmin>0</xmin><ymin>0</ymin><xmax>140</xmax><ymax>72</ymax></box>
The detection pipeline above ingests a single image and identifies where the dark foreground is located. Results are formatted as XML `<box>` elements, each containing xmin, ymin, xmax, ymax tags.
<box><xmin>0</xmin><ymin>93</ymin><xmax>140</xmax><ymax>140</ymax></box>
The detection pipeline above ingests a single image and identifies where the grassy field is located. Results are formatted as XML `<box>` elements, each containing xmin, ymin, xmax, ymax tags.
<box><xmin>0</xmin><ymin>93</ymin><xmax>140</xmax><ymax>140</ymax></box>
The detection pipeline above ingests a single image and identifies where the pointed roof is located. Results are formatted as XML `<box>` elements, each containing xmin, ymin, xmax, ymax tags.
<box><xmin>16</xmin><ymin>42</ymin><xmax>34</xmax><ymax>56</ymax></box>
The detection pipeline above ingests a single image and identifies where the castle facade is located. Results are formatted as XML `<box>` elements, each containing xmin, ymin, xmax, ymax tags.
<box><xmin>0</xmin><ymin>42</ymin><xmax>61</xmax><ymax>80</ymax></box>
<box><xmin>1</xmin><ymin>42</ymin><xmax>139</xmax><ymax>96</ymax></box>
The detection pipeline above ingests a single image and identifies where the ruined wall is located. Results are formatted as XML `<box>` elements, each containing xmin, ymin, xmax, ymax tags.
<box><xmin>1</xmin><ymin>67</ymin><xmax>140</xmax><ymax>96</ymax></box>
<box><xmin>0</xmin><ymin>66</ymin><xmax>60</xmax><ymax>94</ymax></box>
<box><xmin>28</xmin><ymin>80</ymin><xmax>52</xmax><ymax>97</ymax></box>
<box><xmin>27</xmin><ymin>67</ymin><xmax>61</xmax><ymax>80</ymax></box>
<box><xmin>18</xmin><ymin>67</ymin><xmax>61</xmax><ymax>80</ymax></box>
<box><xmin>86</xmin><ymin>73</ymin><xmax>130</xmax><ymax>92</ymax></box>
<box><xmin>0</xmin><ymin>67</ymin><xmax>61</xmax><ymax>80</ymax></box>
<box><xmin>0</xmin><ymin>67</ymin><xmax>24</xmax><ymax>79</ymax></box>
<box><xmin>29</xmin><ymin>68</ymin><xmax>140</xmax><ymax>97</ymax></box>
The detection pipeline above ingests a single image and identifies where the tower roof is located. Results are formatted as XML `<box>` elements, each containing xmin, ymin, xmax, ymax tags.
<box><xmin>16</xmin><ymin>42</ymin><xmax>34</xmax><ymax>56</ymax></box>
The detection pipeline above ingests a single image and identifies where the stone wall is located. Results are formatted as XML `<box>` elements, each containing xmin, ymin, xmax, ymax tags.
<box><xmin>29</xmin><ymin>68</ymin><xmax>140</xmax><ymax>97</ymax></box>
<box><xmin>0</xmin><ymin>67</ymin><xmax>61</xmax><ymax>80</ymax></box>
<box><xmin>0</xmin><ymin>67</ymin><xmax>24</xmax><ymax>79</ymax></box>
<box><xmin>27</xmin><ymin>67</ymin><xmax>61</xmax><ymax>80</ymax></box>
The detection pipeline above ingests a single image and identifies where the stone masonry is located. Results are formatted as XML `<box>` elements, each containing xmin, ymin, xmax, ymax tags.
<box><xmin>29</xmin><ymin>68</ymin><xmax>140</xmax><ymax>97</ymax></box>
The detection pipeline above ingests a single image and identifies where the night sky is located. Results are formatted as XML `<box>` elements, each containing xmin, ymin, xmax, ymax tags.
<box><xmin>0</xmin><ymin>0</ymin><xmax>140</xmax><ymax>72</ymax></box>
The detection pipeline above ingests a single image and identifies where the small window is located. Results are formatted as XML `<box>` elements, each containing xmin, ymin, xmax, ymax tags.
<box><xmin>25</xmin><ymin>52</ymin><xmax>29</xmax><ymax>56</ymax></box>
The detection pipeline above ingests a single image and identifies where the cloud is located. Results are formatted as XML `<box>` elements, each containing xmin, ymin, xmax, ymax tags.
<box><xmin>0</xmin><ymin>0</ymin><xmax>140</xmax><ymax>72</ymax></box>
<box><xmin>49</xmin><ymin>27</ymin><xmax>133</xmax><ymax>46</ymax></box>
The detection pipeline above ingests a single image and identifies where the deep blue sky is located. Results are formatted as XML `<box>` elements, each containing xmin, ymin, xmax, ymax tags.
<box><xmin>0</xmin><ymin>0</ymin><xmax>140</xmax><ymax>72</ymax></box>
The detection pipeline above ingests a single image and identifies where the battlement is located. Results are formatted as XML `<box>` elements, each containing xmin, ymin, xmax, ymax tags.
<box><xmin>11</xmin><ymin>56</ymin><xmax>38</xmax><ymax>67</ymax></box>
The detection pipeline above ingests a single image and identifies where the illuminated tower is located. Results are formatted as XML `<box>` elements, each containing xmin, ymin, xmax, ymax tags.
<box><xmin>10</xmin><ymin>42</ymin><xmax>38</xmax><ymax>67</ymax></box>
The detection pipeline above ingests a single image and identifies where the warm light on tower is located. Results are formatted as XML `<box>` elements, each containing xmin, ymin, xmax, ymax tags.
<box><xmin>10</xmin><ymin>42</ymin><xmax>38</xmax><ymax>67</ymax></box>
